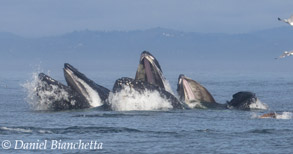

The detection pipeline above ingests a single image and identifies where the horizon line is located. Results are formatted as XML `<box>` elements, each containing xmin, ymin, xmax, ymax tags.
<box><xmin>0</xmin><ymin>25</ymin><xmax>289</xmax><ymax>38</ymax></box>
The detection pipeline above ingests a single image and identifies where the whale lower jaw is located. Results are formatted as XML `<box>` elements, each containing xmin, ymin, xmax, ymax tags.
<box><xmin>184</xmin><ymin>100</ymin><xmax>226</xmax><ymax>109</ymax></box>
<box><xmin>135</xmin><ymin>51</ymin><xmax>170</xmax><ymax>92</ymax></box>
<box><xmin>63</xmin><ymin>63</ymin><xmax>110</xmax><ymax>108</ymax></box>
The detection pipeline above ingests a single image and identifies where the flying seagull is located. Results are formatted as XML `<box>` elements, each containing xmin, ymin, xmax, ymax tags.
<box><xmin>278</xmin><ymin>15</ymin><xmax>293</xmax><ymax>26</ymax></box>
<box><xmin>275</xmin><ymin>51</ymin><xmax>293</xmax><ymax>59</ymax></box>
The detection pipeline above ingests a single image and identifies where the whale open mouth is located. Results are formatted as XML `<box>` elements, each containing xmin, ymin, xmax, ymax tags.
<box><xmin>177</xmin><ymin>74</ymin><xmax>216</xmax><ymax>106</ymax></box>
<box><xmin>177</xmin><ymin>75</ymin><xmax>196</xmax><ymax>102</ymax></box>
<box><xmin>135</xmin><ymin>51</ymin><xmax>165</xmax><ymax>89</ymax></box>
<box><xmin>63</xmin><ymin>63</ymin><xmax>110</xmax><ymax>107</ymax></box>
<box><xmin>144</xmin><ymin>58</ymin><xmax>155</xmax><ymax>84</ymax></box>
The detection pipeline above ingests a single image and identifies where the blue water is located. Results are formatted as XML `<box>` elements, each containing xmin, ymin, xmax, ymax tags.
<box><xmin>0</xmin><ymin>69</ymin><xmax>293</xmax><ymax>153</ymax></box>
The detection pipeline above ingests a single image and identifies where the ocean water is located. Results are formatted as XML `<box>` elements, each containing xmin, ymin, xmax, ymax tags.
<box><xmin>0</xmin><ymin>68</ymin><xmax>293</xmax><ymax>153</ymax></box>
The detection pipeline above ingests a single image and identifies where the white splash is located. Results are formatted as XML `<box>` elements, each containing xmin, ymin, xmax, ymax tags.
<box><xmin>1</xmin><ymin>127</ymin><xmax>33</xmax><ymax>133</ymax></box>
<box><xmin>108</xmin><ymin>86</ymin><xmax>173</xmax><ymax>111</ymax></box>
<box><xmin>22</xmin><ymin>72</ymin><xmax>48</xmax><ymax>110</ymax></box>
<box><xmin>185</xmin><ymin>101</ymin><xmax>207</xmax><ymax>109</ymax></box>
<box><xmin>276</xmin><ymin>112</ymin><xmax>292</xmax><ymax>119</ymax></box>
<box><xmin>249</xmin><ymin>99</ymin><xmax>268</xmax><ymax>110</ymax></box>
<box><xmin>22</xmin><ymin>72</ymin><xmax>71</xmax><ymax>110</ymax></box>
<box><xmin>251</xmin><ymin>112</ymin><xmax>292</xmax><ymax>119</ymax></box>
<box><xmin>162</xmin><ymin>78</ymin><xmax>174</xmax><ymax>94</ymax></box>
<box><xmin>250</xmin><ymin>113</ymin><xmax>259</xmax><ymax>119</ymax></box>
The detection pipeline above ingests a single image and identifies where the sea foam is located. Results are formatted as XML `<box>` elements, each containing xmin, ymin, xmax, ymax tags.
<box><xmin>22</xmin><ymin>72</ymin><xmax>72</xmax><ymax>110</ymax></box>
<box><xmin>249</xmin><ymin>99</ymin><xmax>268</xmax><ymax>110</ymax></box>
<box><xmin>275</xmin><ymin>112</ymin><xmax>292</xmax><ymax>119</ymax></box>
<box><xmin>108</xmin><ymin>86</ymin><xmax>173</xmax><ymax>111</ymax></box>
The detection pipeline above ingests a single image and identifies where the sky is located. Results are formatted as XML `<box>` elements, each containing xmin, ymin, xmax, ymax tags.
<box><xmin>0</xmin><ymin>0</ymin><xmax>292</xmax><ymax>37</ymax></box>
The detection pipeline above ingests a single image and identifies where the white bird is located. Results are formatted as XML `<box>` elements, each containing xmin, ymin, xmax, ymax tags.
<box><xmin>275</xmin><ymin>51</ymin><xmax>293</xmax><ymax>59</ymax></box>
<box><xmin>278</xmin><ymin>15</ymin><xmax>293</xmax><ymax>26</ymax></box>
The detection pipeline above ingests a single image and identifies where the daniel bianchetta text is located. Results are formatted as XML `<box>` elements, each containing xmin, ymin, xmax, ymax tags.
<box><xmin>1</xmin><ymin>140</ymin><xmax>103</xmax><ymax>150</ymax></box>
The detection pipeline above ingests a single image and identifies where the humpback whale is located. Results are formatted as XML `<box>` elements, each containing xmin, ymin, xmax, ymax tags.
<box><xmin>113</xmin><ymin>77</ymin><xmax>184</xmax><ymax>109</ymax></box>
<box><xmin>37</xmin><ymin>73</ymin><xmax>90</xmax><ymax>110</ymax></box>
<box><xmin>31</xmin><ymin>50</ymin><xmax>269</xmax><ymax>112</ymax></box>
<box><xmin>177</xmin><ymin>74</ymin><xmax>225</xmax><ymax>109</ymax></box>
<box><xmin>63</xmin><ymin>63</ymin><xmax>110</xmax><ymax>108</ymax></box>
<box><xmin>135</xmin><ymin>51</ymin><xmax>172</xmax><ymax>93</ymax></box>
<box><xmin>34</xmin><ymin>63</ymin><xmax>111</xmax><ymax>111</ymax></box>
<box><xmin>177</xmin><ymin>74</ymin><xmax>266</xmax><ymax>110</ymax></box>
<box><xmin>226</xmin><ymin>91</ymin><xmax>266</xmax><ymax>110</ymax></box>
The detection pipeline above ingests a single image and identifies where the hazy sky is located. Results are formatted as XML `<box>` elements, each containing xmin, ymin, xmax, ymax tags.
<box><xmin>1</xmin><ymin>0</ymin><xmax>292</xmax><ymax>37</ymax></box>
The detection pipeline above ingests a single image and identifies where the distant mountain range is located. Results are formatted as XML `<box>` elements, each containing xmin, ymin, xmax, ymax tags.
<box><xmin>1</xmin><ymin>27</ymin><xmax>293</xmax><ymax>72</ymax></box>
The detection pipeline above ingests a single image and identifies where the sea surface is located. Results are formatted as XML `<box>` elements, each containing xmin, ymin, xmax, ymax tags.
<box><xmin>0</xmin><ymin>68</ymin><xmax>292</xmax><ymax>154</ymax></box>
